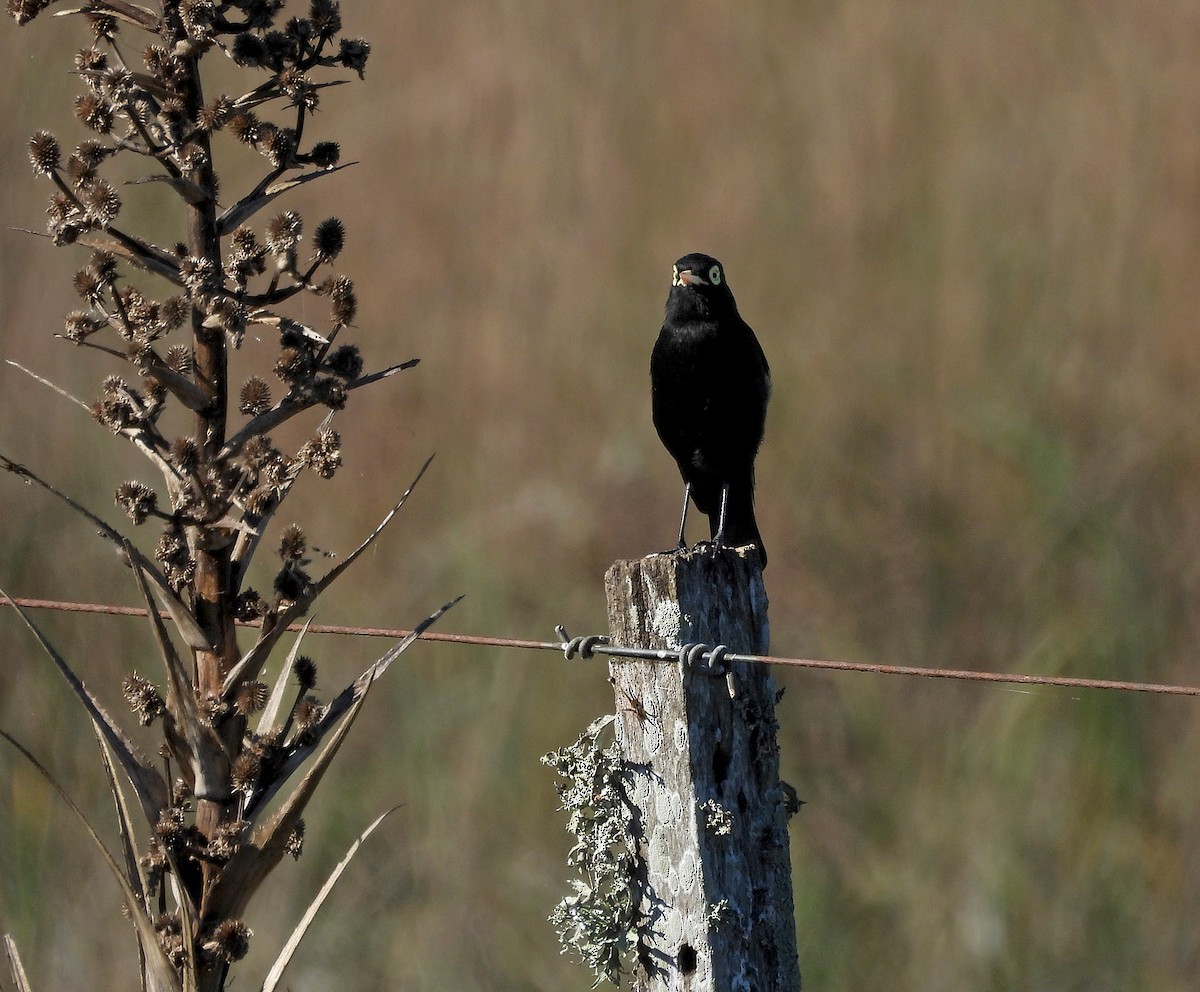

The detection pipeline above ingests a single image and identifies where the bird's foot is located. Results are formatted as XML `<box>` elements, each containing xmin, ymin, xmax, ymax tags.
<box><xmin>655</xmin><ymin>540</ymin><xmax>691</xmax><ymax>558</ymax></box>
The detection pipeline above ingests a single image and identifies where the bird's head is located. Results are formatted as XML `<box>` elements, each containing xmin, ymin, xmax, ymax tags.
<box><xmin>667</xmin><ymin>253</ymin><xmax>736</xmax><ymax>318</ymax></box>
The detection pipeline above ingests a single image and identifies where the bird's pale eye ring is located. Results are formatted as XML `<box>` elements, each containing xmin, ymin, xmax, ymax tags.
<box><xmin>672</xmin><ymin>264</ymin><xmax>680</xmax><ymax>287</ymax></box>
<box><xmin>709</xmin><ymin>264</ymin><xmax>722</xmax><ymax>285</ymax></box>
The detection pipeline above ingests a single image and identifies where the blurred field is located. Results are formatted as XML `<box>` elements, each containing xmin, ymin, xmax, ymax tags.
<box><xmin>3</xmin><ymin>1</ymin><xmax>1200</xmax><ymax>989</ymax></box>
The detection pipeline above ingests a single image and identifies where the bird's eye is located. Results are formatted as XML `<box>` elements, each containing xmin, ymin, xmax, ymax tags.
<box><xmin>671</xmin><ymin>264</ymin><xmax>680</xmax><ymax>287</ymax></box>
<box><xmin>709</xmin><ymin>264</ymin><xmax>722</xmax><ymax>285</ymax></box>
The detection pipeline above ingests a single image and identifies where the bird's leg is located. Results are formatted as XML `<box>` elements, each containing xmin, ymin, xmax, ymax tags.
<box><xmin>675</xmin><ymin>482</ymin><xmax>691</xmax><ymax>549</ymax></box>
<box><xmin>713</xmin><ymin>483</ymin><xmax>730</xmax><ymax>549</ymax></box>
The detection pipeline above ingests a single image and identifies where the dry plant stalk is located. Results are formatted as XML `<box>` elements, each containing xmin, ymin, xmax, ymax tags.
<box><xmin>1</xmin><ymin>3</ymin><xmax>455</xmax><ymax>991</ymax></box>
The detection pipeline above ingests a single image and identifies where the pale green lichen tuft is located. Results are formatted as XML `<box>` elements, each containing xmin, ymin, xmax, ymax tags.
<box><xmin>541</xmin><ymin>714</ymin><xmax>637</xmax><ymax>987</ymax></box>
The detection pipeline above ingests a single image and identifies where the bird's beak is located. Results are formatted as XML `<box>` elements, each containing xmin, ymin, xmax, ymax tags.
<box><xmin>677</xmin><ymin>268</ymin><xmax>707</xmax><ymax>287</ymax></box>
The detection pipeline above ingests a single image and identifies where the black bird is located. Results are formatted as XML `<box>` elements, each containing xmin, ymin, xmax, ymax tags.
<box><xmin>651</xmin><ymin>252</ymin><xmax>771</xmax><ymax>566</ymax></box>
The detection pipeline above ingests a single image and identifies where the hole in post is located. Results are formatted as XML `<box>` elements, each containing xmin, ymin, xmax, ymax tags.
<box><xmin>677</xmin><ymin>944</ymin><xmax>698</xmax><ymax>975</ymax></box>
<box><xmin>712</xmin><ymin>743</ymin><xmax>730</xmax><ymax>784</ymax></box>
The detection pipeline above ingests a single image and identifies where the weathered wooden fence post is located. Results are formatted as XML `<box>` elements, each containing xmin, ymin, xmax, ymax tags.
<box><xmin>605</xmin><ymin>546</ymin><xmax>801</xmax><ymax>991</ymax></box>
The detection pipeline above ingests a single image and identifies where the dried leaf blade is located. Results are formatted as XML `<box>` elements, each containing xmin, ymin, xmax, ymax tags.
<box><xmin>0</xmin><ymin>586</ymin><xmax>169</xmax><ymax>820</ymax></box>
<box><xmin>261</xmin><ymin>805</ymin><xmax>403</xmax><ymax>992</ymax></box>
<box><xmin>0</xmin><ymin>729</ymin><xmax>182</xmax><ymax>992</ymax></box>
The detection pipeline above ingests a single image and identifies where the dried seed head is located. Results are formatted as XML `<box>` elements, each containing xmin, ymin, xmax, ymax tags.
<box><xmin>165</xmin><ymin>344</ymin><xmax>193</xmax><ymax>373</ymax></box>
<box><xmin>116</xmin><ymin>481</ymin><xmax>158</xmax><ymax>524</ymax></box>
<box><xmin>204</xmin><ymin>920</ymin><xmax>253</xmax><ymax>963</ymax></box>
<box><xmin>327</xmin><ymin>274</ymin><xmax>357</xmax><ymax>325</ymax></box>
<box><xmin>8</xmin><ymin>0</ymin><xmax>57</xmax><ymax>26</ymax></box>
<box><xmin>279</xmin><ymin>66</ymin><xmax>316</xmax><ymax>109</ymax></box>
<box><xmin>92</xmin><ymin>394</ymin><xmax>137</xmax><ymax>431</ymax></box>
<box><xmin>277</xmin><ymin>65</ymin><xmax>307</xmax><ymax>95</ymax></box>
<box><xmin>231</xmin><ymin>32</ymin><xmax>268</xmax><ymax>67</ymax></box>
<box><xmin>262</xmin><ymin>455</ymin><xmax>294</xmax><ymax>487</ymax></box>
<box><xmin>155</xmin><ymin>910</ymin><xmax>182</xmax><ymax>941</ymax></box>
<box><xmin>310</xmin><ymin>0</ymin><xmax>341</xmax><ymax>36</ymax></box>
<box><xmin>259</xmin><ymin>125</ymin><xmax>296</xmax><ymax>168</ymax></box>
<box><xmin>206</xmin><ymin>819</ymin><xmax>248</xmax><ymax>863</ymax></box>
<box><xmin>240</xmin><ymin>435</ymin><xmax>278</xmax><ymax>469</ymax></box>
<box><xmin>244</xmin><ymin>486</ymin><xmax>275</xmax><ymax>516</ymax></box>
<box><xmin>76</xmin><ymin>141</ymin><xmax>111</xmax><ymax>169</ymax></box>
<box><xmin>73</xmin><ymin>268</ymin><xmax>103</xmax><ymax>302</ymax></box>
<box><xmin>227</xmin><ymin>110</ymin><xmax>260</xmax><ymax>144</ymax></box>
<box><xmin>294</xmin><ymin>655</ymin><xmax>317</xmax><ymax>689</ymax></box>
<box><xmin>317</xmin><ymin>377</ymin><xmax>347</xmax><ymax>410</ymax></box>
<box><xmin>126</xmin><ymin>338</ymin><xmax>153</xmax><ymax>368</ymax></box>
<box><xmin>180</xmin><ymin>0</ymin><xmax>215</xmax><ymax>40</ymax></box>
<box><xmin>199</xmin><ymin>692</ymin><xmax>230</xmax><ymax>726</ymax></box>
<box><xmin>230</xmin><ymin>225</ymin><xmax>261</xmax><ymax>260</ymax></box>
<box><xmin>90</xmin><ymin>249</ymin><xmax>118</xmax><ymax>281</ymax></box>
<box><xmin>164</xmin><ymin>556</ymin><xmax>196</xmax><ymax>591</ymax></box>
<box><xmin>273</xmin><ymin>345</ymin><xmax>312</xmax><ymax>383</ymax></box>
<box><xmin>229</xmin><ymin>227</ymin><xmax>266</xmax><ymax>280</ymax></box>
<box><xmin>28</xmin><ymin>131</ymin><xmax>60</xmax><ymax>175</ymax></box>
<box><xmin>233</xmin><ymin>587</ymin><xmax>269</xmax><ymax>621</ymax></box>
<box><xmin>158</xmin><ymin>97</ymin><xmax>187</xmax><ymax>136</ymax></box>
<box><xmin>297</xmin><ymin>429</ymin><xmax>342</xmax><ymax>478</ymax></box>
<box><xmin>155</xmin><ymin>915</ymin><xmax>186</xmax><ymax>967</ymax></box>
<box><xmin>74</xmin><ymin>92</ymin><xmax>114</xmax><ymax>134</ymax></box>
<box><xmin>179</xmin><ymin>147</ymin><xmax>211</xmax><ymax>175</ymax></box>
<box><xmin>74</xmin><ymin>46</ymin><xmax>107</xmax><ymax>72</ymax></box>
<box><xmin>46</xmin><ymin>192</ymin><xmax>73</xmax><ymax>223</ymax></box>
<box><xmin>102</xmin><ymin>374</ymin><xmax>128</xmax><ymax>397</ymax></box>
<box><xmin>278</xmin><ymin>523</ymin><xmax>307</xmax><ymax>562</ymax></box>
<box><xmin>286</xmin><ymin>14</ymin><xmax>312</xmax><ymax>40</ymax></box>
<box><xmin>179</xmin><ymin>255</ymin><xmax>216</xmax><ymax>290</ymax></box>
<box><xmin>155</xmin><ymin>526</ymin><xmax>187</xmax><ymax>563</ymax></box>
<box><xmin>171</xmin><ymin>778</ymin><xmax>194</xmax><ymax>806</ymax></box>
<box><xmin>140</xmin><ymin>844</ymin><xmax>169</xmax><ymax>888</ymax></box>
<box><xmin>239</xmin><ymin>376</ymin><xmax>272</xmax><ymax>416</ymax></box>
<box><xmin>326</xmin><ymin>343</ymin><xmax>363</xmax><ymax>381</ymax></box>
<box><xmin>85</xmin><ymin>9</ymin><xmax>117</xmax><ymax>39</ymax></box>
<box><xmin>209</xmin><ymin>296</ymin><xmax>247</xmax><ymax>340</ymax></box>
<box><xmin>83</xmin><ymin>179</ymin><xmax>121</xmax><ymax>225</ymax></box>
<box><xmin>49</xmin><ymin>217</ymin><xmax>83</xmax><ymax>246</ymax></box>
<box><xmin>235</xmin><ymin>680</ymin><xmax>269</xmax><ymax>716</ymax></box>
<box><xmin>154</xmin><ymin>807</ymin><xmax>188</xmax><ymax>848</ymax></box>
<box><xmin>122</xmin><ymin>674</ymin><xmax>165</xmax><ymax>726</ymax></box>
<box><xmin>160</xmin><ymin>296</ymin><xmax>188</xmax><ymax>330</ymax></box>
<box><xmin>65</xmin><ymin>153</ymin><xmax>97</xmax><ymax>189</ymax></box>
<box><xmin>292</xmin><ymin>694</ymin><xmax>323</xmax><ymax>731</ymax></box>
<box><xmin>309</xmin><ymin>140</ymin><xmax>340</xmax><ymax>168</ymax></box>
<box><xmin>339</xmin><ymin>37</ymin><xmax>370</xmax><ymax>77</ymax></box>
<box><xmin>171</xmin><ymin>436</ymin><xmax>199</xmax><ymax>473</ymax></box>
<box><xmin>197</xmin><ymin>95</ymin><xmax>232</xmax><ymax>132</ymax></box>
<box><xmin>63</xmin><ymin>311</ymin><xmax>103</xmax><ymax>342</ymax></box>
<box><xmin>284</xmin><ymin>819</ymin><xmax>305</xmax><ymax>860</ymax></box>
<box><xmin>245</xmin><ymin>0</ymin><xmax>284</xmax><ymax>30</ymax></box>
<box><xmin>264</xmin><ymin>210</ymin><xmax>302</xmax><ymax>255</ymax></box>
<box><xmin>231</xmin><ymin>751</ymin><xmax>261</xmax><ymax>792</ymax></box>
<box><xmin>262</xmin><ymin>29</ymin><xmax>297</xmax><ymax>67</ymax></box>
<box><xmin>311</xmin><ymin>217</ymin><xmax>345</xmax><ymax>264</ymax></box>
<box><xmin>273</xmin><ymin>562</ymin><xmax>311</xmax><ymax>602</ymax></box>
<box><xmin>143</xmin><ymin>375</ymin><xmax>167</xmax><ymax>404</ymax></box>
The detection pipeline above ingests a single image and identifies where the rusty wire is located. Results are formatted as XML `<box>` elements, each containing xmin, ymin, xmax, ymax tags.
<box><xmin>5</xmin><ymin>595</ymin><xmax>1200</xmax><ymax>697</ymax></box>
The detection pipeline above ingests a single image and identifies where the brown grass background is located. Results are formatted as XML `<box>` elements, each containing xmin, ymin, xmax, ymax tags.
<box><xmin>3</xmin><ymin>2</ymin><xmax>1200</xmax><ymax>989</ymax></box>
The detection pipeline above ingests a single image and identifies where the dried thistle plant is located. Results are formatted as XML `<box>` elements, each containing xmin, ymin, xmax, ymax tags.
<box><xmin>1</xmin><ymin>4</ymin><xmax>457</xmax><ymax>991</ymax></box>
